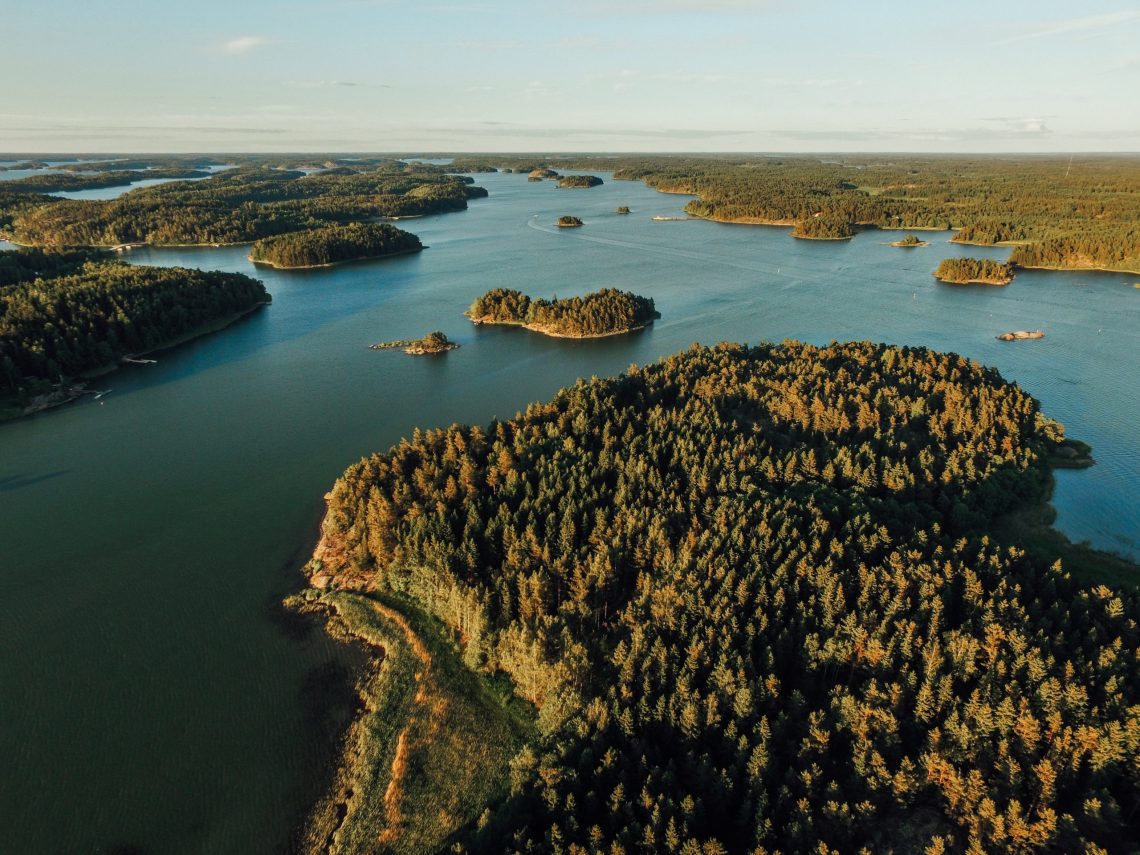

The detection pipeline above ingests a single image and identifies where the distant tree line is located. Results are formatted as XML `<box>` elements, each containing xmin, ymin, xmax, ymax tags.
<box><xmin>2</xmin><ymin>163</ymin><xmax>486</xmax><ymax>247</ymax></box>
<box><xmin>471</xmin><ymin>154</ymin><xmax>1140</xmax><ymax>272</ymax></box>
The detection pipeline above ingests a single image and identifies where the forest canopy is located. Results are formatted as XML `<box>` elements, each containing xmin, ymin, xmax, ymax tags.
<box><xmin>466</xmin><ymin>287</ymin><xmax>659</xmax><ymax>337</ymax></box>
<box><xmin>312</xmin><ymin>340</ymin><xmax>1140</xmax><ymax>853</ymax></box>
<box><xmin>935</xmin><ymin>258</ymin><xmax>1016</xmax><ymax>285</ymax></box>
<box><xmin>248</xmin><ymin>223</ymin><xmax>422</xmax><ymax>269</ymax></box>
<box><xmin>557</xmin><ymin>175</ymin><xmax>604</xmax><ymax>189</ymax></box>
<box><xmin>0</xmin><ymin>252</ymin><xmax>269</xmax><ymax>394</ymax></box>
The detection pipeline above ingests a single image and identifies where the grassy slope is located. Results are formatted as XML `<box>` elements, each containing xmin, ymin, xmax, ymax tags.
<box><xmin>289</xmin><ymin>590</ymin><xmax>535</xmax><ymax>855</ymax></box>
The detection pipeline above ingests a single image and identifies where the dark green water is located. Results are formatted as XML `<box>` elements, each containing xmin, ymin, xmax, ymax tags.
<box><xmin>1</xmin><ymin>170</ymin><xmax>1137</xmax><ymax>854</ymax></box>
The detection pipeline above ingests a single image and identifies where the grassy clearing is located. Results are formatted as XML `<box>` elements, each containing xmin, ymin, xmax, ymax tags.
<box><xmin>288</xmin><ymin>589</ymin><xmax>535</xmax><ymax>855</ymax></box>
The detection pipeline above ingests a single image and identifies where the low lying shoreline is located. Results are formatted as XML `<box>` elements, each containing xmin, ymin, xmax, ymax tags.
<box><xmin>935</xmin><ymin>276</ymin><xmax>1012</xmax><ymax>286</ymax></box>
<box><xmin>468</xmin><ymin>315</ymin><xmax>654</xmax><ymax>339</ymax></box>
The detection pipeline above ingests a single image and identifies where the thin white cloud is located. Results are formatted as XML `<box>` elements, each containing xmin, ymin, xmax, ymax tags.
<box><xmin>288</xmin><ymin>80</ymin><xmax>391</xmax><ymax>90</ymax></box>
<box><xmin>982</xmin><ymin>117</ymin><xmax>1052</xmax><ymax>135</ymax></box>
<box><xmin>220</xmin><ymin>35</ymin><xmax>270</xmax><ymax>55</ymax></box>
<box><xmin>992</xmin><ymin>10</ymin><xmax>1140</xmax><ymax>45</ymax></box>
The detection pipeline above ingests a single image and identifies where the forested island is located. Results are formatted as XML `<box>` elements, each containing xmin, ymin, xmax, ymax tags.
<box><xmin>557</xmin><ymin>175</ymin><xmax>603</xmax><ymax>189</ymax></box>
<box><xmin>616</xmin><ymin>206</ymin><xmax>631</xmax><ymax>214</ymax></box>
<box><xmin>369</xmin><ymin>331</ymin><xmax>459</xmax><ymax>355</ymax></box>
<box><xmin>890</xmin><ymin>234</ymin><xmax>929</xmax><ymax>247</ymax></box>
<box><xmin>1</xmin><ymin>249</ymin><xmax>268</xmax><ymax>413</ymax></box>
<box><xmin>470</xmin><ymin>155</ymin><xmax>1140</xmax><ymax>273</ymax></box>
<box><xmin>248</xmin><ymin>223</ymin><xmax>422</xmax><ymax>269</ymax></box>
<box><xmin>466</xmin><ymin>287</ymin><xmax>659</xmax><ymax>337</ymax></box>
<box><xmin>935</xmin><ymin>258</ymin><xmax>1016</xmax><ymax>285</ymax></box>
<box><xmin>791</xmin><ymin>214</ymin><xmax>855</xmax><ymax>240</ymax></box>
<box><xmin>297</xmin><ymin>340</ymin><xmax>1140</xmax><ymax>854</ymax></box>
<box><xmin>556</xmin><ymin>215</ymin><xmax>583</xmax><ymax>228</ymax></box>
<box><xmin>0</xmin><ymin>162</ymin><xmax>484</xmax><ymax>247</ymax></box>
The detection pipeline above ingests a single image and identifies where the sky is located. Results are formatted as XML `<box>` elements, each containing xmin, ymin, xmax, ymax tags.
<box><xmin>2</xmin><ymin>0</ymin><xmax>1138</xmax><ymax>153</ymax></box>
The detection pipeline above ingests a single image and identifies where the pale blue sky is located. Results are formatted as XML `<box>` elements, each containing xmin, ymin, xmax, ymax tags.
<box><xmin>2</xmin><ymin>0</ymin><xmax>1138</xmax><ymax>152</ymax></box>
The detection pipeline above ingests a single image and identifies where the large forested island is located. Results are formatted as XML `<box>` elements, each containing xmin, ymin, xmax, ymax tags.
<box><xmin>0</xmin><ymin>248</ymin><xmax>268</xmax><ymax>409</ymax></box>
<box><xmin>466</xmin><ymin>287</ymin><xmax>659</xmax><ymax>337</ymax></box>
<box><xmin>481</xmin><ymin>155</ymin><xmax>1140</xmax><ymax>273</ymax></box>
<box><xmin>935</xmin><ymin>258</ymin><xmax>1016</xmax><ymax>285</ymax></box>
<box><xmin>248</xmin><ymin>223</ymin><xmax>422</xmax><ymax>269</ymax></box>
<box><xmin>297</xmin><ymin>340</ymin><xmax>1140</xmax><ymax>853</ymax></box>
<box><xmin>0</xmin><ymin>161</ymin><xmax>485</xmax><ymax>247</ymax></box>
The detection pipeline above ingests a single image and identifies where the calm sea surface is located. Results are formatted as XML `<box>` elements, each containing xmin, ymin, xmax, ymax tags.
<box><xmin>1</xmin><ymin>170</ymin><xmax>1137</xmax><ymax>853</ymax></box>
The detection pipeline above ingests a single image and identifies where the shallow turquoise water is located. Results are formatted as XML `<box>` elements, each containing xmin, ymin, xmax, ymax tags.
<box><xmin>0</xmin><ymin>170</ymin><xmax>1136</xmax><ymax>853</ymax></box>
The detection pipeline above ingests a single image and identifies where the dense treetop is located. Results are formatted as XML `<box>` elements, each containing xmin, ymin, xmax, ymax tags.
<box><xmin>313</xmin><ymin>340</ymin><xmax>1140</xmax><ymax>853</ymax></box>
<box><xmin>248</xmin><ymin>223</ymin><xmax>422</xmax><ymax>269</ymax></box>
<box><xmin>935</xmin><ymin>258</ymin><xmax>1016</xmax><ymax>285</ymax></box>
<box><xmin>791</xmin><ymin>213</ymin><xmax>855</xmax><ymax>240</ymax></box>
<box><xmin>558</xmin><ymin>175</ymin><xmax>604</xmax><ymax>189</ymax></box>
<box><xmin>467</xmin><ymin>287</ymin><xmax>659</xmax><ymax>337</ymax></box>
<box><xmin>0</xmin><ymin>254</ymin><xmax>268</xmax><ymax>393</ymax></box>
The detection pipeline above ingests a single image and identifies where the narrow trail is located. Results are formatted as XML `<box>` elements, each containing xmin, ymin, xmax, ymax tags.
<box><xmin>367</xmin><ymin>599</ymin><xmax>448</xmax><ymax>848</ymax></box>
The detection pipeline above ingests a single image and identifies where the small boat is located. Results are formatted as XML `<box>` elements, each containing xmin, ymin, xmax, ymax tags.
<box><xmin>996</xmin><ymin>330</ymin><xmax>1045</xmax><ymax>341</ymax></box>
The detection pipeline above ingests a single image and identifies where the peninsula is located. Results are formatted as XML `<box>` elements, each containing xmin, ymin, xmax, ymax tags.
<box><xmin>935</xmin><ymin>257</ymin><xmax>1015</xmax><ymax>285</ymax></box>
<box><xmin>466</xmin><ymin>287</ymin><xmax>658</xmax><ymax>337</ymax></box>
<box><xmin>248</xmin><ymin>223</ymin><xmax>422</xmax><ymax>269</ymax></box>
<box><xmin>369</xmin><ymin>331</ymin><xmax>459</xmax><ymax>355</ymax></box>
<box><xmin>298</xmin><ymin>339</ymin><xmax>1140</xmax><ymax>854</ymax></box>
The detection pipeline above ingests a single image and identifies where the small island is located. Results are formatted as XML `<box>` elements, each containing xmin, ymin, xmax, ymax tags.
<box><xmin>890</xmin><ymin>234</ymin><xmax>929</xmax><ymax>247</ymax></box>
<box><xmin>997</xmin><ymin>330</ymin><xmax>1045</xmax><ymax>341</ymax></box>
<box><xmin>935</xmin><ymin>257</ymin><xmax>1015</xmax><ymax>285</ymax></box>
<box><xmin>370</xmin><ymin>330</ymin><xmax>459</xmax><ymax>355</ymax></box>
<box><xmin>249</xmin><ymin>223</ymin><xmax>422</xmax><ymax>269</ymax></box>
<box><xmin>527</xmin><ymin>168</ymin><xmax>559</xmax><ymax>181</ymax></box>
<box><xmin>466</xmin><ymin>287</ymin><xmax>659</xmax><ymax>338</ymax></box>
<box><xmin>557</xmin><ymin>175</ymin><xmax>604</xmax><ymax>189</ymax></box>
<box><xmin>556</xmin><ymin>215</ymin><xmax>583</xmax><ymax>228</ymax></box>
<box><xmin>616</xmin><ymin>206</ymin><xmax>631</xmax><ymax>214</ymax></box>
<box><xmin>791</xmin><ymin>214</ymin><xmax>855</xmax><ymax>240</ymax></box>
